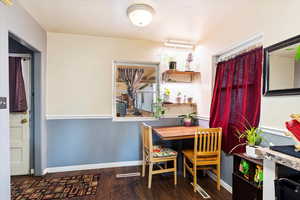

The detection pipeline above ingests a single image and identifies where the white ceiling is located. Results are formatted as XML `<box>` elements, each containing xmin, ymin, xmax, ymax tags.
<box><xmin>18</xmin><ymin>0</ymin><xmax>245</xmax><ymax>43</ymax></box>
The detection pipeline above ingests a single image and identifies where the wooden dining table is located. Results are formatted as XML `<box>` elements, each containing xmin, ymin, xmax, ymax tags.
<box><xmin>153</xmin><ymin>126</ymin><xmax>202</xmax><ymax>141</ymax></box>
<box><xmin>152</xmin><ymin>126</ymin><xmax>202</xmax><ymax>170</ymax></box>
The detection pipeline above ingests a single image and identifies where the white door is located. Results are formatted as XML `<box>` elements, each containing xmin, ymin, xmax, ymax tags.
<box><xmin>10</xmin><ymin>58</ymin><xmax>31</xmax><ymax>176</ymax></box>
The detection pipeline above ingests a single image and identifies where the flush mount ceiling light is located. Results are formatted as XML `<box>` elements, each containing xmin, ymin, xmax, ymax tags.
<box><xmin>127</xmin><ymin>4</ymin><xmax>155</xmax><ymax>27</ymax></box>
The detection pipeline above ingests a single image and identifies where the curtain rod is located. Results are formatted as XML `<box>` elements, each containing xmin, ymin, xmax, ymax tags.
<box><xmin>217</xmin><ymin>44</ymin><xmax>263</xmax><ymax>63</ymax></box>
<box><xmin>216</xmin><ymin>33</ymin><xmax>263</xmax><ymax>63</ymax></box>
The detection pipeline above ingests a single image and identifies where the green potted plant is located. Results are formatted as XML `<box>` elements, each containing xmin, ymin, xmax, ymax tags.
<box><xmin>230</xmin><ymin>124</ymin><xmax>264</xmax><ymax>158</ymax></box>
<box><xmin>153</xmin><ymin>97</ymin><xmax>166</xmax><ymax>119</ymax></box>
<box><xmin>178</xmin><ymin>112</ymin><xmax>197</xmax><ymax>126</ymax></box>
<box><xmin>163</xmin><ymin>88</ymin><xmax>171</xmax><ymax>102</ymax></box>
<box><xmin>242</xmin><ymin>127</ymin><xmax>263</xmax><ymax>158</ymax></box>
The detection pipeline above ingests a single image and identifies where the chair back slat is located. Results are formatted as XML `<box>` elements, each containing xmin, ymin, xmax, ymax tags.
<box><xmin>210</xmin><ymin>133</ymin><xmax>214</xmax><ymax>152</ymax></box>
<box><xmin>141</xmin><ymin>123</ymin><xmax>153</xmax><ymax>155</ymax></box>
<box><xmin>203</xmin><ymin>132</ymin><xmax>207</xmax><ymax>152</ymax></box>
<box><xmin>199</xmin><ymin>132</ymin><xmax>203</xmax><ymax>152</ymax></box>
<box><xmin>214</xmin><ymin>131</ymin><xmax>218</xmax><ymax>151</ymax></box>
<box><xmin>194</xmin><ymin>128</ymin><xmax>222</xmax><ymax>156</ymax></box>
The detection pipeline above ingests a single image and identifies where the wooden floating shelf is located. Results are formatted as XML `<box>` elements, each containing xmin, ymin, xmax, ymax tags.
<box><xmin>162</xmin><ymin>103</ymin><xmax>197</xmax><ymax>116</ymax></box>
<box><xmin>163</xmin><ymin>103</ymin><xmax>197</xmax><ymax>107</ymax></box>
<box><xmin>162</xmin><ymin>70</ymin><xmax>200</xmax><ymax>83</ymax></box>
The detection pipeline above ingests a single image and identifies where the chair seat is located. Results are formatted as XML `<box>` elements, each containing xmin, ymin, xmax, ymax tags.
<box><xmin>152</xmin><ymin>145</ymin><xmax>177</xmax><ymax>158</ymax></box>
<box><xmin>182</xmin><ymin>149</ymin><xmax>218</xmax><ymax>163</ymax></box>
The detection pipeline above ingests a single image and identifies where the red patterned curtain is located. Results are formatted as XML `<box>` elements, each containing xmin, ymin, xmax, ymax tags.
<box><xmin>209</xmin><ymin>47</ymin><xmax>263</xmax><ymax>153</ymax></box>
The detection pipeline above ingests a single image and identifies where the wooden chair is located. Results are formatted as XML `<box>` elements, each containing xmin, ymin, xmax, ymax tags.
<box><xmin>182</xmin><ymin>128</ymin><xmax>222</xmax><ymax>192</ymax></box>
<box><xmin>141</xmin><ymin>123</ymin><xmax>177</xmax><ymax>189</ymax></box>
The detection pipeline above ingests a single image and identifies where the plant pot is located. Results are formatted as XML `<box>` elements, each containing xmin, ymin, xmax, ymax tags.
<box><xmin>187</xmin><ymin>97</ymin><xmax>193</xmax><ymax>103</ymax></box>
<box><xmin>176</xmin><ymin>97</ymin><xmax>182</xmax><ymax>103</ymax></box>
<box><xmin>163</xmin><ymin>94</ymin><xmax>170</xmax><ymax>102</ymax></box>
<box><xmin>169</xmin><ymin>61</ymin><xmax>177</xmax><ymax>70</ymax></box>
<box><xmin>183</xmin><ymin>118</ymin><xmax>192</xmax><ymax>127</ymax></box>
<box><xmin>246</xmin><ymin>145</ymin><xmax>259</xmax><ymax>158</ymax></box>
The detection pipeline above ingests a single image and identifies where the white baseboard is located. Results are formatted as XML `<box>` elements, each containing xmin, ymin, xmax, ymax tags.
<box><xmin>43</xmin><ymin>168</ymin><xmax>48</xmax><ymax>175</ymax></box>
<box><xmin>45</xmin><ymin>160</ymin><xmax>142</xmax><ymax>174</ymax></box>
<box><xmin>207</xmin><ymin>171</ymin><xmax>232</xmax><ymax>193</ymax></box>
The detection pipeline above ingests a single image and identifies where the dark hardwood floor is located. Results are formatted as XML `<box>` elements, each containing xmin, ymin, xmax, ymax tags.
<box><xmin>11</xmin><ymin>166</ymin><xmax>232</xmax><ymax>200</ymax></box>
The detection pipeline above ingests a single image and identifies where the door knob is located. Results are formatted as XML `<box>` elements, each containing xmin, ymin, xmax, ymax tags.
<box><xmin>21</xmin><ymin>118</ymin><xmax>28</xmax><ymax>124</ymax></box>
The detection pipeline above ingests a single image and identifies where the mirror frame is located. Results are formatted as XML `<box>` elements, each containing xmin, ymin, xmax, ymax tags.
<box><xmin>263</xmin><ymin>34</ymin><xmax>300</xmax><ymax>96</ymax></box>
<box><xmin>112</xmin><ymin>60</ymin><xmax>160</xmax><ymax>121</ymax></box>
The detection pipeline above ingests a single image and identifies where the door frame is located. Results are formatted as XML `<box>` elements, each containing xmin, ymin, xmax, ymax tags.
<box><xmin>9</xmin><ymin>32</ymin><xmax>44</xmax><ymax>176</ymax></box>
<box><xmin>9</xmin><ymin>53</ymin><xmax>32</xmax><ymax>175</ymax></box>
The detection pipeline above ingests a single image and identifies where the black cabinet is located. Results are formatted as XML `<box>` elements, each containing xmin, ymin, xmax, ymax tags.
<box><xmin>275</xmin><ymin>178</ymin><xmax>300</xmax><ymax>200</ymax></box>
<box><xmin>232</xmin><ymin>154</ymin><xmax>263</xmax><ymax>200</ymax></box>
<box><xmin>233</xmin><ymin>173</ymin><xmax>262</xmax><ymax>200</ymax></box>
<box><xmin>275</xmin><ymin>164</ymin><xmax>300</xmax><ymax>200</ymax></box>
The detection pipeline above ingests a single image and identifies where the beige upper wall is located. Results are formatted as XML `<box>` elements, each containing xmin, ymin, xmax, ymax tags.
<box><xmin>47</xmin><ymin>33</ymin><xmax>203</xmax><ymax>116</ymax></box>
<box><xmin>47</xmin><ymin>32</ymin><xmax>163</xmax><ymax>115</ymax></box>
<box><xmin>196</xmin><ymin>0</ymin><xmax>300</xmax><ymax>129</ymax></box>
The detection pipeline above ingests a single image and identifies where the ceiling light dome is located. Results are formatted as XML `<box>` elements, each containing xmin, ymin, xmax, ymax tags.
<box><xmin>127</xmin><ymin>4</ymin><xmax>155</xmax><ymax>27</ymax></box>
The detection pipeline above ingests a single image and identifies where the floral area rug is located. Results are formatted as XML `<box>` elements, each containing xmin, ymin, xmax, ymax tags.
<box><xmin>11</xmin><ymin>174</ymin><xmax>100</xmax><ymax>200</ymax></box>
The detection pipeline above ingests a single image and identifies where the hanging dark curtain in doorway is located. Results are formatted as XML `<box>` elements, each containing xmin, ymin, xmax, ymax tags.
<box><xmin>9</xmin><ymin>57</ymin><xmax>28</xmax><ymax>112</ymax></box>
<box><xmin>209</xmin><ymin>47</ymin><xmax>263</xmax><ymax>153</ymax></box>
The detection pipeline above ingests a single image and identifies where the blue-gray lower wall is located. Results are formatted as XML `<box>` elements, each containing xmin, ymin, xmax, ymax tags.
<box><xmin>47</xmin><ymin>117</ymin><xmax>294</xmax><ymax>188</ymax></box>
<box><xmin>47</xmin><ymin>118</ymin><xmax>181</xmax><ymax>167</ymax></box>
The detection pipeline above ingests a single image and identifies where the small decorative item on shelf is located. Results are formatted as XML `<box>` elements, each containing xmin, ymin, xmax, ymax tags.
<box><xmin>239</xmin><ymin>159</ymin><xmax>250</xmax><ymax>179</ymax></box>
<box><xmin>285</xmin><ymin>114</ymin><xmax>300</xmax><ymax>152</ymax></box>
<box><xmin>169</xmin><ymin>57</ymin><xmax>177</xmax><ymax>70</ymax></box>
<box><xmin>183</xmin><ymin>95</ymin><xmax>187</xmax><ymax>103</ymax></box>
<box><xmin>178</xmin><ymin>112</ymin><xmax>197</xmax><ymax>127</ymax></box>
<box><xmin>229</xmin><ymin>119</ymin><xmax>264</xmax><ymax>158</ymax></box>
<box><xmin>185</xmin><ymin>52</ymin><xmax>193</xmax><ymax>72</ymax></box>
<box><xmin>169</xmin><ymin>61</ymin><xmax>177</xmax><ymax>70</ymax></box>
<box><xmin>254</xmin><ymin>165</ymin><xmax>263</xmax><ymax>187</ymax></box>
<box><xmin>176</xmin><ymin>92</ymin><xmax>182</xmax><ymax>103</ymax></box>
<box><xmin>163</xmin><ymin>88</ymin><xmax>171</xmax><ymax>103</ymax></box>
<box><xmin>187</xmin><ymin>97</ymin><xmax>193</xmax><ymax>103</ymax></box>
<box><xmin>153</xmin><ymin>97</ymin><xmax>166</xmax><ymax>119</ymax></box>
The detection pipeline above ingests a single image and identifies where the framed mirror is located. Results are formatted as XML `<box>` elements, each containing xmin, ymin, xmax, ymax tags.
<box><xmin>112</xmin><ymin>61</ymin><xmax>160</xmax><ymax>121</ymax></box>
<box><xmin>264</xmin><ymin>35</ymin><xmax>300</xmax><ymax>96</ymax></box>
